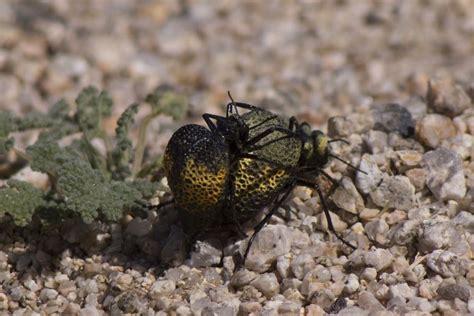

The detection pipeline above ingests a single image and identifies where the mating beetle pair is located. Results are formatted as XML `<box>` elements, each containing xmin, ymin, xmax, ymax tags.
<box><xmin>163</xmin><ymin>93</ymin><xmax>363</xmax><ymax>261</ymax></box>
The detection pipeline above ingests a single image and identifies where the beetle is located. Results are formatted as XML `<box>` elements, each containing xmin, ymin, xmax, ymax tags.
<box><xmin>162</xmin><ymin>93</ymin><xmax>364</xmax><ymax>262</ymax></box>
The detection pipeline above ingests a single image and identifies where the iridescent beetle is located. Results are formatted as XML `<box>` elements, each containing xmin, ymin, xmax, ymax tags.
<box><xmin>163</xmin><ymin>93</ymin><xmax>365</xmax><ymax>262</ymax></box>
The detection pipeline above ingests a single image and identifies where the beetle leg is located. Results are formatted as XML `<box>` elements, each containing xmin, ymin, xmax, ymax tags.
<box><xmin>242</xmin><ymin>183</ymin><xmax>295</xmax><ymax>264</ymax></box>
<box><xmin>296</xmin><ymin>179</ymin><xmax>356</xmax><ymax>250</ymax></box>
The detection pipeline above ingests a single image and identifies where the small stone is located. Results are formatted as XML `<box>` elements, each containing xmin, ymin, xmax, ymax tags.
<box><xmin>372</xmin><ymin>103</ymin><xmax>415</xmax><ymax>137</ymax></box>
<box><xmin>281</xmin><ymin>278</ymin><xmax>302</xmax><ymax>292</ymax></box>
<box><xmin>418</xmin><ymin>220</ymin><xmax>459</xmax><ymax>252</ymax></box>
<box><xmin>365</xmin><ymin>219</ymin><xmax>389</xmax><ymax>245</ymax></box>
<box><xmin>189</xmin><ymin>239</ymin><xmax>222</xmax><ymax>267</ymax></box>
<box><xmin>403</xmin><ymin>95</ymin><xmax>428</xmax><ymax>120</ymax></box>
<box><xmin>0</xmin><ymin>293</ymin><xmax>8</xmax><ymax>310</ymax></box>
<box><xmin>427</xmin><ymin>78</ymin><xmax>472</xmax><ymax>117</ymax></box>
<box><xmin>359</xmin><ymin>208</ymin><xmax>380</xmax><ymax>220</ymax></box>
<box><xmin>250</xmin><ymin>273</ymin><xmax>280</xmax><ymax>299</ymax></box>
<box><xmin>423</xmin><ymin>148</ymin><xmax>466</xmax><ymax>201</ymax></box>
<box><xmin>161</xmin><ymin>226</ymin><xmax>187</xmax><ymax>266</ymax></box>
<box><xmin>452</xmin><ymin>211</ymin><xmax>474</xmax><ymax>233</ymax></box>
<box><xmin>125</xmin><ymin>218</ymin><xmax>152</xmax><ymax>237</ymax></box>
<box><xmin>63</xmin><ymin>303</ymin><xmax>81</xmax><ymax>315</ymax></box>
<box><xmin>149</xmin><ymin>280</ymin><xmax>176</xmax><ymax>299</ymax></box>
<box><xmin>361</xmin><ymin>268</ymin><xmax>377</xmax><ymax>282</ymax></box>
<box><xmin>276</xmin><ymin>256</ymin><xmax>291</xmax><ymax>279</ymax></box>
<box><xmin>39</xmin><ymin>288</ymin><xmax>58</xmax><ymax>302</ymax></box>
<box><xmin>58</xmin><ymin>281</ymin><xmax>76</xmax><ymax>296</ymax></box>
<box><xmin>393</xmin><ymin>150</ymin><xmax>423</xmax><ymax>171</ymax></box>
<box><xmin>405</xmin><ymin>168</ymin><xmax>426</xmax><ymax>190</ymax></box>
<box><xmin>387</xmin><ymin>219</ymin><xmax>420</xmax><ymax>245</ymax></box>
<box><xmin>85</xmin><ymin>35</ymin><xmax>135</xmax><ymax>74</ymax></box>
<box><xmin>427</xmin><ymin>250</ymin><xmax>466</xmax><ymax>277</ymax></box>
<box><xmin>79</xmin><ymin>306</ymin><xmax>102</xmax><ymax>316</ymax></box>
<box><xmin>83</xmin><ymin>263</ymin><xmax>102</xmax><ymax>277</ymax></box>
<box><xmin>230</xmin><ymin>270</ymin><xmax>258</xmax><ymax>289</ymax></box>
<box><xmin>278</xmin><ymin>301</ymin><xmax>302</xmax><ymax>314</ymax></box>
<box><xmin>176</xmin><ymin>305</ymin><xmax>193</xmax><ymax>316</ymax></box>
<box><xmin>305</xmin><ymin>304</ymin><xmax>325</xmax><ymax>316</ymax></box>
<box><xmin>364</xmin><ymin>248</ymin><xmax>394</xmax><ymax>271</ymax></box>
<box><xmin>364</xmin><ymin>130</ymin><xmax>388</xmax><ymax>154</ymax></box>
<box><xmin>114</xmin><ymin>291</ymin><xmax>143</xmax><ymax>314</ymax></box>
<box><xmin>437</xmin><ymin>284</ymin><xmax>470</xmax><ymax>302</ymax></box>
<box><xmin>290</xmin><ymin>254</ymin><xmax>316</xmax><ymax>280</ymax></box>
<box><xmin>355</xmin><ymin>155</ymin><xmax>384</xmax><ymax>195</ymax></box>
<box><xmin>343</xmin><ymin>274</ymin><xmax>359</xmax><ymax>294</ymax></box>
<box><xmin>331</xmin><ymin>177</ymin><xmax>364</xmax><ymax>214</ymax></box>
<box><xmin>369</xmin><ymin>175</ymin><xmax>415</xmax><ymax>211</ymax></box>
<box><xmin>445</xmin><ymin>133</ymin><xmax>474</xmax><ymax>160</ymax></box>
<box><xmin>416</xmin><ymin>114</ymin><xmax>456</xmax><ymax>148</ymax></box>
<box><xmin>468</xmin><ymin>299</ymin><xmax>474</xmax><ymax>313</ymax></box>
<box><xmin>327</xmin><ymin>116</ymin><xmax>354</xmax><ymax>138</ymax></box>
<box><xmin>243</xmin><ymin>224</ymin><xmax>292</xmax><ymax>273</ymax></box>
<box><xmin>240</xmin><ymin>285</ymin><xmax>263</xmax><ymax>302</ymax></box>
<box><xmin>336</xmin><ymin>306</ymin><xmax>369</xmax><ymax>316</ymax></box>
<box><xmin>388</xmin><ymin>283</ymin><xmax>416</xmax><ymax>299</ymax></box>
<box><xmin>357</xmin><ymin>291</ymin><xmax>385</xmax><ymax>312</ymax></box>
<box><xmin>239</xmin><ymin>302</ymin><xmax>262</xmax><ymax>315</ymax></box>
<box><xmin>23</xmin><ymin>279</ymin><xmax>40</xmax><ymax>292</ymax></box>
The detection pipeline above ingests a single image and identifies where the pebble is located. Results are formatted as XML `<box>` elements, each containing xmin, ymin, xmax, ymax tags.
<box><xmin>243</xmin><ymin>225</ymin><xmax>292</xmax><ymax>273</ymax></box>
<box><xmin>239</xmin><ymin>301</ymin><xmax>262</xmax><ymax>315</ymax></box>
<box><xmin>372</xmin><ymin>103</ymin><xmax>415</xmax><ymax>137</ymax></box>
<box><xmin>83</xmin><ymin>262</ymin><xmax>102</xmax><ymax>277</ymax></box>
<box><xmin>405</xmin><ymin>168</ymin><xmax>426</xmax><ymax>190</ymax></box>
<box><xmin>365</xmin><ymin>219</ymin><xmax>389</xmax><ymax>245</ymax></box>
<box><xmin>343</xmin><ymin>273</ymin><xmax>359</xmax><ymax>294</ymax></box>
<box><xmin>437</xmin><ymin>284</ymin><xmax>470</xmax><ymax>302</ymax></box>
<box><xmin>39</xmin><ymin>288</ymin><xmax>58</xmax><ymax>302</ymax></box>
<box><xmin>230</xmin><ymin>270</ymin><xmax>258</xmax><ymax>289</ymax></box>
<box><xmin>250</xmin><ymin>273</ymin><xmax>280</xmax><ymax>299</ymax></box>
<box><xmin>357</xmin><ymin>291</ymin><xmax>385</xmax><ymax>312</ymax></box>
<box><xmin>418</xmin><ymin>220</ymin><xmax>458</xmax><ymax>252</ymax></box>
<box><xmin>416</xmin><ymin>114</ymin><xmax>456</xmax><ymax>148</ymax></box>
<box><xmin>355</xmin><ymin>154</ymin><xmax>385</xmax><ymax>195</ymax></box>
<box><xmin>426</xmin><ymin>250</ymin><xmax>466</xmax><ymax>277</ymax></box>
<box><xmin>290</xmin><ymin>254</ymin><xmax>316</xmax><ymax>280</ymax></box>
<box><xmin>364</xmin><ymin>130</ymin><xmax>388</xmax><ymax>154</ymax></box>
<box><xmin>276</xmin><ymin>256</ymin><xmax>291</xmax><ymax>279</ymax></box>
<box><xmin>149</xmin><ymin>280</ymin><xmax>176</xmax><ymax>299</ymax></box>
<box><xmin>427</xmin><ymin>78</ymin><xmax>472</xmax><ymax>117</ymax></box>
<box><xmin>125</xmin><ymin>218</ymin><xmax>152</xmax><ymax>237</ymax></box>
<box><xmin>331</xmin><ymin>177</ymin><xmax>364</xmax><ymax>214</ymax></box>
<box><xmin>369</xmin><ymin>175</ymin><xmax>416</xmax><ymax>211</ymax></box>
<box><xmin>23</xmin><ymin>279</ymin><xmax>40</xmax><ymax>292</ymax></box>
<box><xmin>423</xmin><ymin>148</ymin><xmax>466</xmax><ymax>201</ymax></box>
<box><xmin>364</xmin><ymin>248</ymin><xmax>394</xmax><ymax>271</ymax></box>
<box><xmin>188</xmin><ymin>239</ymin><xmax>222</xmax><ymax>267</ymax></box>
<box><xmin>160</xmin><ymin>226</ymin><xmax>187</xmax><ymax>266</ymax></box>
<box><xmin>452</xmin><ymin>211</ymin><xmax>474</xmax><ymax>233</ymax></box>
<box><xmin>403</xmin><ymin>95</ymin><xmax>428</xmax><ymax>120</ymax></box>
<box><xmin>0</xmin><ymin>293</ymin><xmax>8</xmax><ymax>310</ymax></box>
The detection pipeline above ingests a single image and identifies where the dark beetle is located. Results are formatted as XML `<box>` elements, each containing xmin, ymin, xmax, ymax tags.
<box><xmin>163</xmin><ymin>94</ymin><xmax>363</xmax><ymax>261</ymax></box>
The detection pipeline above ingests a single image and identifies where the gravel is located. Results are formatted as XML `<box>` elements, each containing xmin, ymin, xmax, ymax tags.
<box><xmin>1</xmin><ymin>1</ymin><xmax>473</xmax><ymax>315</ymax></box>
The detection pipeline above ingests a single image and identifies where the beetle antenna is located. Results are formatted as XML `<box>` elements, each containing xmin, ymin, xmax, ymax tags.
<box><xmin>328</xmin><ymin>138</ymin><xmax>350</xmax><ymax>145</ymax></box>
<box><xmin>227</xmin><ymin>91</ymin><xmax>239</xmax><ymax>116</ymax></box>
<box><xmin>329</xmin><ymin>154</ymin><xmax>367</xmax><ymax>175</ymax></box>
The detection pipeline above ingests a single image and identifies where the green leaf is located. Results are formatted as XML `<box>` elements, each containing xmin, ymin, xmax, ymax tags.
<box><xmin>27</xmin><ymin>142</ymin><xmax>143</xmax><ymax>223</ymax></box>
<box><xmin>0</xmin><ymin>180</ymin><xmax>46</xmax><ymax>226</ymax></box>
<box><xmin>110</xmin><ymin>103</ymin><xmax>139</xmax><ymax>180</ymax></box>
<box><xmin>145</xmin><ymin>86</ymin><xmax>188</xmax><ymax>120</ymax></box>
<box><xmin>74</xmin><ymin>86</ymin><xmax>113</xmax><ymax>136</ymax></box>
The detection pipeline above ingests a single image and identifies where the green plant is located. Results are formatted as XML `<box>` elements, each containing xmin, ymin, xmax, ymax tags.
<box><xmin>0</xmin><ymin>86</ymin><xmax>188</xmax><ymax>226</ymax></box>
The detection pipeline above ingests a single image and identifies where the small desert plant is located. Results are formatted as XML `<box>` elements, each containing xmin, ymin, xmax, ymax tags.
<box><xmin>0</xmin><ymin>86</ymin><xmax>187</xmax><ymax>226</ymax></box>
